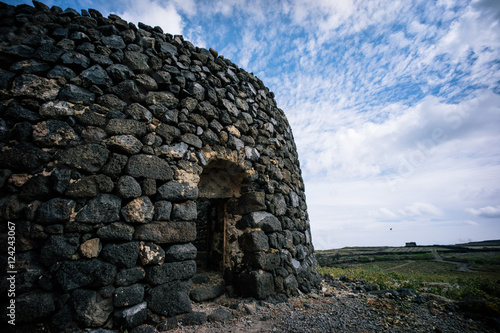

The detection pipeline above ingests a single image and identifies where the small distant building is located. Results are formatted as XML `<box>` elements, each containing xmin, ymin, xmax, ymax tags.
<box><xmin>406</xmin><ymin>242</ymin><xmax>417</xmax><ymax>247</ymax></box>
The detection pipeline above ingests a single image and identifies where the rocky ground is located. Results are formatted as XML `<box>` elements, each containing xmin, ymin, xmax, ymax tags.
<box><xmin>10</xmin><ymin>275</ymin><xmax>499</xmax><ymax>333</ymax></box>
<box><xmin>135</xmin><ymin>274</ymin><xmax>500</xmax><ymax>333</ymax></box>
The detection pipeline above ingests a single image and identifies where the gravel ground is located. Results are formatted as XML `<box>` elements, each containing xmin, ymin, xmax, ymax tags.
<box><xmin>165</xmin><ymin>276</ymin><xmax>499</xmax><ymax>333</ymax></box>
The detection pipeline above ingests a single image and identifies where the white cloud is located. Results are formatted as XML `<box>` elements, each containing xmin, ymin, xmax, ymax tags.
<box><xmin>467</xmin><ymin>206</ymin><xmax>500</xmax><ymax>218</ymax></box>
<box><xmin>369</xmin><ymin>203</ymin><xmax>443</xmax><ymax>219</ymax></box>
<box><xmin>437</xmin><ymin>0</ymin><xmax>500</xmax><ymax>59</ymax></box>
<box><xmin>46</xmin><ymin>0</ymin><xmax>500</xmax><ymax>248</ymax></box>
<box><xmin>118</xmin><ymin>0</ymin><xmax>184</xmax><ymax>35</ymax></box>
<box><xmin>399</xmin><ymin>202</ymin><xmax>443</xmax><ymax>217</ymax></box>
<box><xmin>170</xmin><ymin>0</ymin><xmax>197</xmax><ymax>16</ymax></box>
<box><xmin>288</xmin><ymin>92</ymin><xmax>500</xmax><ymax>191</ymax></box>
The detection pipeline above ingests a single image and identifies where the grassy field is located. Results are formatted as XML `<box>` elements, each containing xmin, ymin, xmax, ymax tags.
<box><xmin>316</xmin><ymin>240</ymin><xmax>500</xmax><ymax>302</ymax></box>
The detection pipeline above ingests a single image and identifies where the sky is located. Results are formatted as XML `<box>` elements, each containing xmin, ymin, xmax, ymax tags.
<box><xmin>6</xmin><ymin>0</ymin><xmax>500</xmax><ymax>249</ymax></box>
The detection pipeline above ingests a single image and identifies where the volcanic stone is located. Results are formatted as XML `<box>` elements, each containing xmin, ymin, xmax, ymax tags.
<box><xmin>10</xmin><ymin>59</ymin><xmax>51</xmax><ymax>74</ymax></box>
<box><xmin>65</xmin><ymin>174</ymin><xmax>113</xmax><ymax>198</ymax></box>
<box><xmin>114</xmin><ymin>284</ymin><xmax>144</xmax><ymax>307</ymax></box>
<box><xmin>157</xmin><ymin>181</ymin><xmax>197</xmax><ymax>202</ymax></box>
<box><xmin>154</xmin><ymin>201</ymin><xmax>172</xmax><ymax>221</ymax></box>
<box><xmin>110</xmin><ymin>80</ymin><xmax>146</xmax><ymax>103</ymax></box>
<box><xmin>208</xmin><ymin>308</ymin><xmax>233</xmax><ymax>322</ymax></box>
<box><xmin>116</xmin><ymin>266</ymin><xmax>146</xmax><ymax>286</ymax></box>
<box><xmin>138</xmin><ymin>242</ymin><xmax>165</xmax><ymax>266</ymax></box>
<box><xmin>145</xmin><ymin>91</ymin><xmax>178</xmax><ymax>107</ymax></box>
<box><xmin>171</xmin><ymin>201</ymin><xmax>197</xmax><ymax>221</ymax></box>
<box><xmin>0</xmin><ymin>142</ymin><xmax>50</xmax><ymax>173</ymax></box>
<box><xmin>272</xmin><ymin>193</ymin><xmax>287</xmax><ymax>216</ymax></box>
<box><xmin>3</xmin><ymin>44</ymin><xmax>34</xmax><ymax>58</ymax></box>
<box><xmin>236</xmin><ymin>271</ymin><xmax>274</xmax><ymax>299</ymax></box>
<box><xmin>121</xmin><ymin>196</ymin><xmax>154</xmax><ymax>223</ymax></box>
<box><xmin>59</xmin><ymin>144</ymin><xmax>109</xmax><ymax>173</ymax></box>
<box><xmin>141</xmin><ymin>178</ymin><xmax>156</xmax><ymax>196</ymax></box>
<box><xmin>80</xmin><ymin>64</ymin><xmax>113</xmax><ymax>87</ymax></box>
<box><xmin>146</xmin><ymin>281</ymin><xmax>192</xmax><ymax>316</ymax></box>
<box><xmin>75</xmin><ymin>194</ymin><xmax>121</xmax><ymax>223</ymax></box>
<box><xmin>102</xmin><ymin>153</ymin><xmax>128</xmax><ymax>178</ymax></box>
<box><xmin>106</xmin><ymin>64</ymin><xmax>135</xmax><ymax>81</ymax></box>
<box><xmin>159</xmin><ymin>42</ymin><xmax>177</xmax><ymax>56</ymax></box>
<box><xmin>37</xmin><ymin>197</ymin><xmax>75</xmax><ymax>224</ymax></box>
<box><xmin>3</xmin><ymin>104</ymin><xmax>38</xmax><ymax>124</ymax></box>
<box><xmin>40</xmin><ymin>235</ymin><xmax>79</xmax><ymax>266</ymax></box>
<box><xmin>102</xmin><ymin>35</ymin><xmax>126</xmax><ymax>49</ymax></box>
<box><xmin>254</xmin><ymin>252</ymin><xmax>281</xmax><ymax>270</ymax></box>
<box><xmin>0</xmin><ymin>69</ymin><xmax>15</xmax><ymax>89</ymax></box>
<box><xmin>134</xmin><ymin>222</ymin><xmax>196</xmax><ymax>244</ymax></box>
<box><xmin>58</xmin><ymin>84</ymin><xmax>95</xmax><ymax>104</ymax></box>
<box><xmin>238</xmin><ymin>211</ymin><xmax>282</xmax><ymax>233</ymax></box>
<box><xmin>101</xmin><ymin>242</ymin><xmax>140</xmax><ymax>268</ymax></box>
<box><xmin>19</xmin><ymin>175</ymin><xmax>51</xmax><ymax>201</ymax></box>
<box><xmin>242</xmin><ymin>230</ymin><xmax>269</xmax><ymax>252</ymax></box>
<box><xmin>80</xmin><ymin>238</ymin><xmax>102</xmax><ymax>258</ymax></box>
<box><xmin>181</xmin><ymin>133</ymin><xmax>202</xmax><ymax>148</ymax></box>
<box><xmin>72</xmin><ymin>289</ymin><xmax>113</xmax><ymax>327</ymax></box>
<box><xmin>97</xmin><ymin>222</ymin><xmax>135</xmax><ymax>241</ymax></box>
<box><xmin>106</xmin><ymin>119</ymin><xmax>147</xmax><ymax>137</ymax></box>
<box><xmin>134</xmin><ymin>73</ymin><xmax>157</xmax><ymax>91</ymax></box>
<box><xmin>60</xmin><ymin>51</ymin><xmax>90</xmax><ymax>69</ymax></box>
<box><xmin>190</xmin><ymin>283</ymin><xmax>226</xmax><ymax>303</ymax></box>
<box><xmin>39</xmin><ymin>101</ymin><xmax>77</xmax><ymax>118</ymax></box>
<box><xmin>82</xmin><ymin>126</ymin><xmax>108</xmax><ymax>143</ymax></box>
<box><xmin>187</xmin><ymin>82</ymin><xmax>205</xmax><ymax>101</ymax></box>
<box><xmin>11</xmin><ymin>74</ymin><xmax>60</xmax><ymax>101</ymax></box>
<box><xmin>114</xmin><ymin>302</ymin><xmax>147</xmax><ymax>329</ymax></box>
<box><xmin>34</xmin><ymin>43</ymin><xmax>65</xmax><ymax>62</ymax></box>
<box><xmin>236</xmin><ymin>192</ymin><xmax>266</xmax><ymax>215</ymax></box>
<box><xmin>47</xmin><ymin>65</ymin><xmax>76</xmax><ymax>80</ymax></box>
<box><xmin>124</xmin><ymin>51</ymin><xmax>150</xmax><ymax>73</ymax></box>
<box><xmin>126</xmin><ymin>154</ymin><xmax>173</xmax><ymax>180</ymax></box>
<box><xmin>32</xmin><ymin>119</ymin><xmax>80</xmax><ymax>147</ymax></box>
<box><xmin>125</xmin><ymin>103</ymin><xmax>153</xmax><ymax>123</ymax></box>
<box><xmin>181</xmin><ymin>312</ymin><xmax>207</xmax><ymax>326</ymax></box>
<box><xmin>164</xmin><ymin>243</ymin><xmax>197</xmax><ymax>262</ymax></box>
<box><xmin>16</xmin><ymin>292</ymin><xmax>55</xmax><ymax>323</ymax></box>
<box><xmin>107</xmin><ymin>134</ymin><xmax>143</xmax><ymax>154</ymax></box>
<box><xmin>146</xmin><ymin>260</ymin><xmax>196</xmax><ymax>285</ymax></box>
<box><xmin>56</xmin><ymin>259</ymin><xmax>117</xmax><ymax>291</ymax></box>
<box><xmin>155</xmin><ymin>123</ymin><xmax>181</xmax><ymax>144</ymax></box>
<box><xmin>116</xmin><ymin>175</ymin><xmax>142</xmax><ymax>198</ymax></box>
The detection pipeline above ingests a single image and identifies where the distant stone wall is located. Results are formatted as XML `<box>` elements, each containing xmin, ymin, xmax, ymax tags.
<box><xmin>0</xmin><ymin>1</ymin><xmax>320</xmax><ymax>331</ymax></box>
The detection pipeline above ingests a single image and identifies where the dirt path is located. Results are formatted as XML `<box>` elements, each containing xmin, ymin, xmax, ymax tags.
<box><xmin>431</xmin><ymin>249</ymin><xmax>474</xmax><ymax>272</ymax></box>
<box><xmin>385</xmin><ymin>260</ymin><xmax>413</xmax><ymax>272</ymax></box>
<box><xmin>383</xmin><ymin>251</ymin><xmax>475</xmax><ymax>273</ymax></box>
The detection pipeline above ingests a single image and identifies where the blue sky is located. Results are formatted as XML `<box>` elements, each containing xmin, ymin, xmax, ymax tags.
<box><xmin>7</xmin><ymin>0</ymin><xmax>500</xmax><ymax>249</ymax></box>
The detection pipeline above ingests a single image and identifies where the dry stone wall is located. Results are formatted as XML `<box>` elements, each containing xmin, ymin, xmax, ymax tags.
<box><xmin>0</xmin><ymin>1</ymin><xmax>321</xmax><ymax>331</ymax></box>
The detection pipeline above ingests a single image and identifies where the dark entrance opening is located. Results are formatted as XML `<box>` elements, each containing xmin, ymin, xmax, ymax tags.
<box><xmin>194</xmin><ymin>199</ymin><xmax>226</xmax><ymax>273</ymax></box>
<box><xmin>194</xmin><ymin>159</ymin><xmax>246</xmax><ymax>282</ymax></box>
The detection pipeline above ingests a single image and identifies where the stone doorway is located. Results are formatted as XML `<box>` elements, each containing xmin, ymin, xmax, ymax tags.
<box><xmin>190</xmin><ymin>159</ymin><xmax>247</xmax><ymax>302</ymax></box>
<box><xmin>194</xmin><ymin>159</ymin><xmax>246</xmax><ymax>282</ymax></box>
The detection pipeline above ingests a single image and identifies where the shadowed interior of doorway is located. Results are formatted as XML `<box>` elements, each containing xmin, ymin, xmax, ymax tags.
<box><xmin>190</xmin><ymin>159</ymin><xmax>246</xmax><ymax>302</ymax></box>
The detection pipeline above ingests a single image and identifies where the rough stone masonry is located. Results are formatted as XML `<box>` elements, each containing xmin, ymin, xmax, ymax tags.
<box><xmin>0</xmin><ymin>1</ymin><xmax>321</xmax><ymax>331</ymax></box>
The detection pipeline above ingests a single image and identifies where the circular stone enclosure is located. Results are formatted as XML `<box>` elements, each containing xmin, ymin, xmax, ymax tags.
<box><xmin>0</xmin><ymin>1</ymin><xmax>321</xmax><ymax>331</ymax></box>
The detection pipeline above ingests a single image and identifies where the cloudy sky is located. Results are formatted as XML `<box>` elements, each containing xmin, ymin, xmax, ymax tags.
<box><xmin>8</xmin><ymin>0</ymin><xmax>500</xmax><ymax>249</ymax></box>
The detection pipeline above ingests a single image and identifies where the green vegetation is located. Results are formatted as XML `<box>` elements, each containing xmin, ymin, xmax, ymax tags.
<box><xmin>319</xmin><ymin>261</ymin><xmax>500</xmax><ymax>302</ymax></box>
<box><xmin>316</xmin><ymin>243</ymin><xmax>500</xmax><ymax>303</ymax></box>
